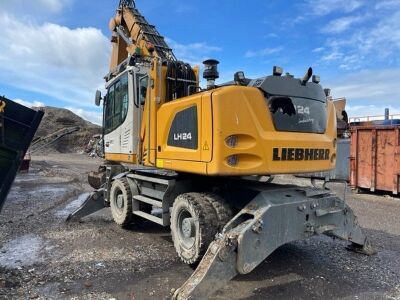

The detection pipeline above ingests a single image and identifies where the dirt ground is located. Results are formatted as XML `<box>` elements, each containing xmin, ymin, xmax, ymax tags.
<box><xmin>1</xmin><ymin>154</ymin><xmax>400</xmax><ymax>300</ymax></box>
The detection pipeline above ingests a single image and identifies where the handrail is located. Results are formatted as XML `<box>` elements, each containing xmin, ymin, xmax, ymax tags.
<box><xmin>349</xmin><ymin>113</ymin><xmax>400</xmax><ymax>123</ymax></box>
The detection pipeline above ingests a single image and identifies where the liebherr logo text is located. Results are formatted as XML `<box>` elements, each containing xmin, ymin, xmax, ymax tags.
<box><xmin>174</xmin><ymin>133</ymin><xmax>193</xmax><ymax>141</ymax></box>
<box><xmin>273</xmin><ymin>148</ymin><xmax>330</xmax><ymax>161</ymax></box>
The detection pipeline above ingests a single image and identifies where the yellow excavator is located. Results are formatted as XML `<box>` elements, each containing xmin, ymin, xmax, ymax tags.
<box><xmin>69</xmin><ymin>1</ymin><xmax>375</xmax><ymax>298</ymax></box>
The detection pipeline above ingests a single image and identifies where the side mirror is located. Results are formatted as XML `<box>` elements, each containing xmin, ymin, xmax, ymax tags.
<box><xmin>95</xmin><ymin>90</ymin><xmax>102</xmax><ymax>106</ymax></box>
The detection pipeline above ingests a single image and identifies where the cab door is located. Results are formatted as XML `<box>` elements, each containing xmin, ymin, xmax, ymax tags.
<box><xmin>104</xmin><ymin>82</ymin><xmax>121</xmax><ymax>158</ymax></box>
<box><xmin>104</xmin><ymin>73</ymin><xmax>134</xmax><ymax>162</ymax></box>
<box><xmin>118</xmin><ymin>73</ymin><xmax>136</xmax><ymax>162</ymax></box>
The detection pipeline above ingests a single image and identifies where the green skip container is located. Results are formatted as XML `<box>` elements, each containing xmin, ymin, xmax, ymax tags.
<box><xmin>0</xmin><ymin>96</ymin><xmax>44</xmax><ymax>211</ymax></box>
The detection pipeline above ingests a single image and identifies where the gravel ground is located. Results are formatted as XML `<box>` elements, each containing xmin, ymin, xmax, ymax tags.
<box><xmin>0</xmin><ymin>154</ymin><xmax>399</xmax><ymax>300</ymax></box>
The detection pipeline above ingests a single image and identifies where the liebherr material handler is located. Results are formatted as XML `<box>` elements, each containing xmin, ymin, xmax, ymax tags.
<box><xmin>69</xmin><ymin>1</ymin><xmax>375</xmax><ymax>298</ymax></box>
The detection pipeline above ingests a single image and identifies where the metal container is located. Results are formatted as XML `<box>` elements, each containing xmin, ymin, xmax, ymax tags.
<box><xmin>350</xmin><ymin>125</ymin><xmax>400</xmax><ymax>194</ymax></box>
<box><xmin>0</xmin><ymin>96</ymin><xmax>44</xmax><ymax>210</ymax></box>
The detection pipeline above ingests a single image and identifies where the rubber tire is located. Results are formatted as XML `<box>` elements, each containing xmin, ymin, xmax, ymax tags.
<box><xmin>170</xmin><ymin>193</ymin><xmax>219</xmax><ymax>265</ymax></box>
<box><xmin>202</xmin><ymin>193</ymin><xmax>233</xmax><ymax>232</ymax></box>
<box><xmin>110</xmin><ymin>178</ymin><xmax>133</xmax><ymax>227</ymax></box>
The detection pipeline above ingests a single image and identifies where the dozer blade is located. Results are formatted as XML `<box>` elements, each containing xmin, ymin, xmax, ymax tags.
<box><xmin>173</xmin><ymin>186</ymin><xmax>375</xmax><ymax>300</ymax></box>
<box><xmin>66</xmin><ymin>189</ymin><xmax>105</xmax><ymax>222</ymax></box>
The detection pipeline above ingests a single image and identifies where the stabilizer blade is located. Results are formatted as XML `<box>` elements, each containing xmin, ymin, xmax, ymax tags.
<box><xmin>66</xmin><ymin>189</ymin><xmax>105</xmax><ymax>222</ymax></box>
<box><xmin>173</xmin><ymin>237</ymin><xmax>238</xmax><ymax>300</ymax></box>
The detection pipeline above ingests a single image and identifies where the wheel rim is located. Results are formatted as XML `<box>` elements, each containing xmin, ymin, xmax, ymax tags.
<box><xmin>113</xmin><ymin>188</ymin><xmax>124</xmax><ymax>214</ymax></box>
<box><xmin>177</xmin><ymin>208</ymin><xmax>196</xmax><ymax>249</ymax></box>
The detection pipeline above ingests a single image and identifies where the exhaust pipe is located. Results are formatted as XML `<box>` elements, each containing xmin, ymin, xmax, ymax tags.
<box><xmin>301</xmin><ymin>67</ymin><xmax>313</xmax><ymax>86</ymax></box>
<box><xmin>203</xmin><ymin>59</ymin><xmax>220</xmax><ymax>89</ymax></box>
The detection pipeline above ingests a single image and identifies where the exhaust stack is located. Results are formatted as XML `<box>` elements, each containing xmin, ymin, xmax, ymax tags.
<box><xmin>203</xmin><ymin>59</ymin><xmax>220</xmax><ymax>89</ymax></box>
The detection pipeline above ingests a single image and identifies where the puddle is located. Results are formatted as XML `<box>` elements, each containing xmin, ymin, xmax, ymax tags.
<box><xmin>8</xmin><ymin>185</ymin><xmax>21</xmax><ymax>193</ymax></box>
<box><xmin>14</xmin><ymin>177</ymin><xmax>40</xmax><ymax>183</ymax></box>
<box><xmin>14</xmin><ymin>172</ymin><xmax>39</xmax><ymax>180</ymax></box>
<box><xmin>0</xmin><ymin>235</ymin><xmax>47</xmax><ymax>268</ymax></box>
<box><xmin>28</xmin><ymin>186</ymin><xmax>67</xmax><ymax>195</ymax></box>
<box><xmin>55</xmin><ymin>193</ymin><xmax>90</xmax><ymax>218</ymax></box>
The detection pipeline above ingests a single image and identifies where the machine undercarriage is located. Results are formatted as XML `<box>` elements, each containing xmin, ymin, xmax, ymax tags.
<box><xmin>68</xmin><ymin>166</ymin><xmax>375</xmax><ymax>299</ymax></box>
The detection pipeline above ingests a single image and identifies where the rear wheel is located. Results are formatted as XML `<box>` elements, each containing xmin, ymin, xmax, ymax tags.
<box><xmin>171</xmin><ymin>193</ymin><xmax>219</xmax><ymax>265</ymax></box>
<box><xmin>110</xmin><ymin>178</ymin><xmax>133</xmax><ymax>227</ymax></box>
<box><xmin>202</xmin><ymin>193</ymin><xmax>233</xmax><ymax>232</ymax></box>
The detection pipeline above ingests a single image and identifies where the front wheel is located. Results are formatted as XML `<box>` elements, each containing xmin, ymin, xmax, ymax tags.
<box><xmin>110</xmin><ymin>178</ymin><xmax>133</xmax><ymax>227</ymax></box>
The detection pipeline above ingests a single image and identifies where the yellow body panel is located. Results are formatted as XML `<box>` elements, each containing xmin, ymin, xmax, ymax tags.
<box><xmin>206</xmin><ymin>86</ymin><xmax>336</xmax><ymax>175</ymax></box>
<box><xmin>105</xmin><ymin>153</ymin><xmax>137</xmax><ymax>164</ymax></box>
<box><xmin>156</xmin><ymin>159</ymin><xmax>208</xmax><ymax>174</ymax></box>
<box><xmin>156</xmin><ymin>92</ymin><xmax>214</xmax><ymax>163</ymax></box>
<box><xmin>200</xmin><ymin>93</ymin><xmax>213</xmax><ymax>162</ymax></box>
<box><xmin>152</xmin><ymin>85</ymin><xmax>336</xmax><ymax>176</ymax></box>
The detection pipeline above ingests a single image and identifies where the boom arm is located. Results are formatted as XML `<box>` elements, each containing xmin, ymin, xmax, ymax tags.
<box><xmin>108</xmin><ymin>0</ymin><xmax>176</xmax><ymax>71</ymax></box>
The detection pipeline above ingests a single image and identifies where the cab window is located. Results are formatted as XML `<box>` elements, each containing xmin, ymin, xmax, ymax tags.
<box><xmin>104</xmin><ymin>85</ymin><xmax>115</xmax><ymax>134</ymax></box>
<box><xmin>120</xmin><ymin>75</ymin><xmax>129</xmax><ymax>119</ymax></box>
<box><xmin>104</xmin><ymin>73</ymin><xmax>129</xmax><ymax>134</ymax></box>
<box><xmin>136</xmin><ymin>74</ymin><xmax>148</xmax><ymax>106</ymax></box>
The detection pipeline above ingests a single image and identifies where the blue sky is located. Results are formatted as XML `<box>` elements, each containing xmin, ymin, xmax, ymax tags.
<box><xmin>0</xmin><ymin>0</ymin><xmax>399</xmax><ymax>124</ymax></box>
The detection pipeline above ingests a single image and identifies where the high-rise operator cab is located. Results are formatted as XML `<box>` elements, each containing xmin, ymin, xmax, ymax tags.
<box><xmin>95</xmin><ymin>65</ymin><xmax>149</xmax><ymax>164</ymax></box>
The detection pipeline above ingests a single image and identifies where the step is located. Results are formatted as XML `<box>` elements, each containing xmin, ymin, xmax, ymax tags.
<box><xmin>316</xmin><ymin>207</ymin><xmax>343</xmax><ymax>217</ymax></box>
<box><xmin>127</xmin><ymin>173</ymin><xmax>169</xmax><ymax>186</ymax></box>
<box><xmin>133</xmin><ymin>211</ymin><xmax>164</xmax><ymax>226</ymax></box>
<box><xmin>140</xmin><ymin>186</ymin><xmax>165</xmax><ymax>200</ymax></box>
<box><xmin>133</xmin><ymin>195</ymin><xmax>162</xmax><ymax>208</ymax></box>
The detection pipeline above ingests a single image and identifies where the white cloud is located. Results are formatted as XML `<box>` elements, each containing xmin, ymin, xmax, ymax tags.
<box><xmin>14</xmin><ymin>100</ymin><xmax>104</xmax><ymax>125</ymax></box>
<box><xmin>166</xmin><ymin>38</ymin><xmax>222</xmax><ymax>65</ymax></box>
<box><xmin>375</xmin><ymin>0</ymin><xmax>400</xmax><ymax>10</ymax></box>
<box><xmin>307</xmin><ymin>0</ymin><xmax>363</xmax><ymax>16</ymax></box>
<box><xmin>321</xmin><ymin>50</ymin><xmax>343</xmax><ymax>62</ymax></box>
<box><xmin>317</xmin><ymin>10</ymin><xmax>400</xmax><ymax>69</ymax></box>
<box><xmin>322</xmin><ymin>16</ymin><xmax>363</xmax><ymax>34</ymax></box>
<box><xmin>312</xmin><ymin>47</ymin><xmax>325</xmax><ymax>53</ymax></box>
<box><xmin>328</xmin><ymin>68</ymin><xmax>400</xmax><ymax>106</ymax></box>
<box><xmin>36</xmin><ymin>0</ymin><xmax>71</xmax><ymax>12</ymax></box>
<box><xmin>346</xmin><ymin>104</ymin><xmax>400</xmax><ymax>119</ymax></box>
<box><xmin>14</xmin><ymin>99</ymin><xmax>45</xmax><ymax>108</ymax></box>
<box><xmin>329</xmin><ymin>68</ymin><xmax>400</xmax><ymax>119</ymax></box>
<box><xmin>245</xmin><ymin>47</ymin><xmax>283</xmax><ymax>58</ymax></box>
<box><xmin>0</xmin><ymin>13</ymin><xmax>110</xmax><ymax>108</ymax></box>
<box><xmin>0</xmin><ymin>0</ymin><xmax>72</xmax><ymax>15</ymax></box>
<box><xmin>65</xmin><ymin>107</ymin><xmax>103</xmax><ymax>125</ymax></box>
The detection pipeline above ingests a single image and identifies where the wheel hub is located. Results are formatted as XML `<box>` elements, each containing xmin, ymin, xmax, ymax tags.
<box><xmin>116</xmin><ymin>194</ymin><xmax>124</xmax><ymax>209</ymax></box>
<box><xmin>182</xmin><ymin>217</ymin><xmax>195</xmax><ymax>239</ymax></box>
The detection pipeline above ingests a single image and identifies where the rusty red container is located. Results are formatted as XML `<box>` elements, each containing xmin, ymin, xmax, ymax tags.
<box><xmin>350</xmin><ymin>125</ymin><xmax>400</xmax><ymax>194</ymax></box>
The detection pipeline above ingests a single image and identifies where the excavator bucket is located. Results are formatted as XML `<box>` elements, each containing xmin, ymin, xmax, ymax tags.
<box><xmin>173</xmin><ymin>185</ymin><xmax>375</xmax><ymax>300</ymax></box>
<box><xmin>0</xmin><ymin>96</ymin><xmax>44</xmax><ymax>211</ymax></box>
